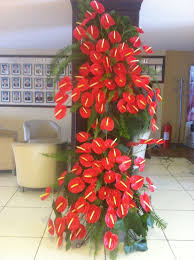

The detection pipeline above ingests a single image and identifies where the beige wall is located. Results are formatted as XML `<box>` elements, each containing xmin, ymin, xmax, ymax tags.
<box><xmin>162</xmin><ymin>51</ymin><xmax>194</xmax><ymax>143</ymax></box>
<box><xmin>0</xmin><ymin>49</ymin><xmax>72</xmax><ymax>143</ymax></box>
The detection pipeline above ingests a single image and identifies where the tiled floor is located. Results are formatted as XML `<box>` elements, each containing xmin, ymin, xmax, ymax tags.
<box><xmin>0</xmin><ymin>157</ymin><xmax>194</xmax><ymax>260</ymax></box>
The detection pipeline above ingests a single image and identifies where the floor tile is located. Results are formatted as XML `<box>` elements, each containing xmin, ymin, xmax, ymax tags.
<box><xmin>0</xmin><ymin>172</ymin><xmax>17</xmax><ymax>187</ymax></box>
<box><xmin>6</xmin><ymin>190</ymin><xmax>54</xmax><ymax>208</ymax></box>
<box><xmin>143</xmin><ymin>164</ymin><xmax>171</xmax><ymax>176</ymax></box>
<box><xmin>147</xmin><ymin>226</ymin><xmax>165</xmax><ymax>240</ymax></box>
<box><xmin>0</xmin><ymin>207</ymin><xmax>52</xmax><ymax>237</ymax></box>
<box><xmin>0</xmin><ymin>237</ymin><xmax>40</xmax><ymax>260</ymax></box>
<box><xmin>169</xmin><ymin>240</ymin><xmax>194</xmax><ymax>260</ymax></box>
<box><xmin>187</xmin><ymin>191</ymin><xmax>194</xmax><ymax>200</ymax></box>
<box><xmin>0</xmin><ymin>187</ymin><xmax>18</xmax><ymax>206</ymax></box>
<box><xmin>152</xmin><ymin>190</ymin><xmax>194</xmax><ymax>210</ymax></box>
<box><xmin>167</xmin><ymin>164</ymin><xmax>194</xmax><ymax>177</ymax></box>
<box><xmin>158</xmin><ymin>210</ymin><xmax>194</xmax><ymax>240</ymax></box>
<box><xmin>150</xmin><ymin>176</ymin><xmax>183</xmax><ymax>191</ymax></box>
<box><xmin>176</xmin><ymin>177</ymin><xmax>194</xmax><ymax>191</ymax></box>
<box><xmin>36</xmin><ymin>238</ymin><xmax>175</xmax><ymax>260</ymax></box>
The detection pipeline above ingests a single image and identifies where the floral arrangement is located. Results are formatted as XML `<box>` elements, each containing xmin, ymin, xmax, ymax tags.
<box><xmin>41</xmin><ymin>0</ymin><xmax>166</xmax><ymax>259</ymax></box>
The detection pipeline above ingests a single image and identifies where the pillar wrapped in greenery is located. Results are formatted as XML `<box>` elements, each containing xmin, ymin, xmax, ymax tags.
<box><xmin>41</xmin><ymin>1</ymin><xmax>166</xmax><ymax>259</ymax></box>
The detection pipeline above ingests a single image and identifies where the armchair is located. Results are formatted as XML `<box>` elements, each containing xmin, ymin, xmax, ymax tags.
<box><xmin>23</xmin><ymin>120</ymin><xmax>62</xmax><ymax>143</ymax></box>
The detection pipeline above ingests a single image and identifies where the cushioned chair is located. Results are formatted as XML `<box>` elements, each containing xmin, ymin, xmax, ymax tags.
<box><xmin>23</xmin><ymin>120</ymin><xmax>62</xmax><ymax>143</ymax></box>
<box><xmin>0</xmin><ymin>125</ymin><xmax>17</xmax><ymax>171</ymax></box>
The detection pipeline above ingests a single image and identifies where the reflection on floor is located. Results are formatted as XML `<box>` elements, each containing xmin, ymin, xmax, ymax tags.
<box><xmin>0</xmin><ymin>157</ymin><xmax>194</xmax><ymax>260</ymax></box>
<box><xmin>149</xmin><ymin>144</ymin><xmax>194</xmax><ymax>164</ymax></box>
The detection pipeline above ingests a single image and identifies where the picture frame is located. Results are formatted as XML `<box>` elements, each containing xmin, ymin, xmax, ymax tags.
<box><xmin>12</xmin><ymin>77</ymin><xmax>21</xmax><ymax>89</ymax></box>
<box><xmin>12</xmin><ymin>91</ymin><xmax>21</xmax><ymax>103</ymax></box>
<box><xmin>34</xmin><ymin>64</ymin><xmax>43</xmax><ymax>76</ymax></box>
<box><xmin>34</xmin><ymin>78</ymin><xmax>43</xmax><ymax>89</ymax></box>
<box><xmin>11</xmin><ymin>64</ymin><xmax>21</xmax><ymax>75</ymax></box>
<box><xmin>35</xmin><ymin>91</ymin><xmax>44</xmax><ymax>103</ymax></box>
<box><xmin>46</xmin><ymin>92</ymin><xmax>54</xmax><ymax>103</ymax></box>
<box><xmin>23</xmin><ymin>77</ymin><xmax>32</xmax><ymax>89</ymax></box>
<box><xmin>23</xmin><ymin>91</ymin><xmax>32</xmax><ymax>103</ymax></box>
<box><xmin>1</xmin><ymin>77</ymin><xmax>10</xmax><ymax>89</ymax></box>
<box><xmin>1</xmin><ymin>64</ymin><xmax>9</xmax><ymax>75</ymax></box>
<box><xmin>23</xmin><ymin>64</ymin><xmax>32</xmax><ymax>76</ymax></box>
<box><xmin>1</xmin><ymin>91</ymin><xmax>10</xmax><ymax>102</ymax></box>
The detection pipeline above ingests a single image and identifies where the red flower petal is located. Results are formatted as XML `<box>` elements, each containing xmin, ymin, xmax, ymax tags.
<box><xmin>79</xmin><ymin>62</ymin><xmax>90</xmax><ymax>76</ymax></box>
<box><xmin>108</xmin><ymin>31</ymin><xmax>121</xmax><ymax>43</ymax></box>
<box><xmin>116</xmin><ymin>202</ymin><xmax>128</xmax><ymax>218</ymax></box>
<box><xmin>85</xmin><ymin>10</ymin><xmax>96</xmax><ymax>20</ymax></box>
<box><xmin>81</xmin><ymin>92</ymin><xmax>93</xmax><ymax>108</ymax></box>
<box><xmin>57</xmin><ymin>171</ymin><xmax>67</xmax><ymax>186</ymax></box>
<box><xmin>71</xmin><ymin>88</ymin><xmax>80</xmax><ymax>103</ymax></box>
<box><xmin>76</xmin><ymin>131</ymin><xmax>90</xmax><ymax>143</ymax></box>
<box><xmin>40</xmin><ymin>187</ymin><xmax>51</xmax><ymax>200</ymax></box>
<box><xmin>89</xmin><ymin>76</ymin><xmax>104</xmax><ymax>89</ymax></box>
<box><xmin>84</xmin><ymin>183</ymin><xmax>97</xmax><ymax>202</ymax></box>
<box><xmin>75</xmin><ymin>197</ymin><xmax>89</xmax><ymax>214</ymax></box>
<box><xmin>115</xmin><ymin>74</ymin><xmax>126</xmax><ymax>87</ymax></box>
<box><xmin>92</xmin><ymin>160</ymin><xmax>104</xmax><ymax>173</ymax></box>
<box><xmin>149</xmin><ymin>102</ymin><xmax>157</xmax><ymax>116</ymax></box>
<box><xmin>123</xmin><ymin>92</ymin><xmax>136</xmax><ymax>104</ymax></box>
<box><xmin>68</xmin><ymin>177</ymin><xmax>85</xmax><ymax>193</ymax></box>
<box><xmin>135</xmin><ymin>26</ymin><xmax>144</xmax><ymax>34</ymax></box>
<box><xmin>55</xmin><ymin>217</ymin><xmax>66</xmax><ymax>237</ymax></box>
<box><xmin>48</xmin><ymin>218</ymin><xmax>54</xmax><ymax>235</ymax></box>
<box><xmin>130</xmin><ymin>175</ymin><xmax>144</xmax><ymax>190</ymax></box>
<box><xmin>115</xmin><ymin>175</ymin><xmax>130</xmax><ymax>192</ymax></box>
<box><xmin>105</xmin><ymin>208</ymin><xmax>117</xmax><ymax>228</ymax></box>
<box><xmin>136</xmin><ymin>94</ymin><xmax>147</xmax><ymax>110</ymax></box>
<box><xmin>70</xmin><ymin>224</ymin><xmax>86</xmax><ymax>241</ymax></box>
<box><xmin>104</xmin><ymin>138</ymin><xmax>118</xmax><ymax>149</ymax></box>
<box><xmin>108</xmin><ymin>148</ymin><xmax>121</xmax><ymax>164</ymax></box>
<box><xmin>55</xmin><ymin>196</ymin><xmax>68</xmax><ymax>213</ymax></box>
<box><xmin>96</xmin><ymin>39</ymin><xmax>110</xmax><ymax>53</ymax></box>
<box><xmin>94</xmin><ymin>89</ymin><xmax>106</xmax><ymax>104</ymax></box>
<box><xmin>106</xmin><ymin>189</ymin><xmax>121</xmax><ymax>208</ymax></box>
<box><xmin>116</xmin><ymin>156</ymin><xmax>132</xmax><ymax>172</ymax></box>
<box><xmin>102</xmin><ymin>56</ymin><xmax>112</xmax><ymax>73</ymax></box>
<box><xmin>87</xmin><ymin>25</ymin><xmax>99</xmax><ymax>40</ymax></box>
<box><xmin>57</xmin><ymin>235</ymin><xmax>63</xmax><ymax>248</ymax></box>
<box><xmin>73</xmin><ymin>26</ymin><xmax>86</xmax><ymax>41</ymax></box>
<box><xmin>79</xmin><ymin>106</ymin><xmax>91</xmax><ymax>118</ymax></box>
<box><xmin>100</xmin><ymin>13</ymin><xmax>115</xmax><ymax>29</ymax></box>
<box><xmin>104</xmin><ymin>231</ymin><xmax>118</xmax><ymax>251</ymax></box>
<box><xmin>143</xmin><ymin>45</ymin><xmax>153</xmax><ymax>54</ymax></box>
<box><xmin>71</xmin><ymin>162</ymin><xmax>82</xmax><ymax>175</ymax></box>
<box><xmin>134</xmin><ymin>157</ymin><xmax>146</xmax><ymax>172</ymax></box>
<box><xmin>55</xmin><ymin>104</ymin><xmax>67</xmax><ymax>120</ymax></box>
<box><xmin>122</xmin><ymin>189</ymin><xmax>133</xmax><ymax>204</ymax></box>
<box><xmin>117</xmin><ymin>99</ymin><xmax>127</xmax><ymax>113</ymax></box>
<box><xmin>113</xmin><ymin>63</ymin><xmax>127</xmax><ymax>76</ymax></box>
<box><xmin>110</xmin><ymin>47</ymin><xmax>123</xmax><ymax>62</ymax></box>
<box><xmin>92</xmin><ymin>138</ymin><xmax>106</xmax><ymax>154</ymax></box>
<box><xmin>146</xmin><ymin>91</ymin><xmax>154</xmax><ymax>104</ymax></box>
<box><xmin>55</xmin><ymin>91</ymin><xmax>68</xmax><ymax>104</ymax></box>
<box><xmin>151</xmin><ymin>118</ymin><xmax>158</xmax><ymax>132</ymax></box>
<box><xmin>100</xmin><ymin>117</ymin><xmax>114</xmax><ymax>131</ymax></box>
<box><xmin>82</xmin><ymin>168</ymin><xmax>98</xmax><ymax>184</ymax></box>
<box><xmin>90</xmin><ymin>1</ymin><xmax>105</xmax><ymax>14</ymax></box>
<box><xmin>76</xmin><ymin>78</ymin><xmax>89</xmax><ymax>92</ymax></box>
<box><xmin>104</xmin><ymin>79</ymin><xmax>116</xmax><ymax>90</ymax></box>
<box><xmin>85</xmin><ymin>204</ymin><xmax>101</xmax><ymax>223</ymax></box>
<box><xmin>127</xmin><ymin>102</ymin><xmax>139</xmax><ymax>114</ymax></box>
<box><xmin>104</xmin><ymin>170</ymin><xmax>116</xmax><ymax>184</ymax></box>
<box><xmin>129</xmin><ymin>36</ymin><xmax>142</xmax><ymax>48</ymax></box>
<box><xmin>140</xmin><ymin>192</ymin><xmax>152</xmax><ymax>212</ymax></box>
<box><xmin>79</xmin><ymin>154</ymin><xmax>94</xmax><ymax>167</ymax></box>
<box><xmin>98</xmin><ymin>186</ymin><xmax>109</xmax><ymax>200</ymax></box>
<box><xmin>80</xmin><ymin>41</ymin><xmax>95</xmax><ymax>55</ymax></box>
<box><xmin>146</xmin><ymin>177</ymin><xmax>155</xmax><ymax>192</ymax></box>
<box><xmin>66</xmin><ymin>211</ymin><xmax>80</xmax><ymax>231</ymax></box>
<box><xmin>90</xmin><ymin>63</ymin><xmax>104</xmax><ymax>76</ymax></box>
<box><xmin>58</xmin><ymin>76</ymin><xmax>72</xmax><ymax>92</ymax></box>
<box><xmin>156</xmin><ymin>88</ymin><xmax>162</xmax><ymax>102</ymax></box>
<box><xmin>90</xmin><ymin>51</ymin><xmax>102</xmax><ymax>63</ymax></box>
<box><xmin>76</xmin><ymin>143</ymin><xmax>91</xmax><ymax>154</ymax></box>
<box><xmin>95</xmin><ymin>102</ymin><xmax>106</xmax><ymax>114</ymax></box>
<box><xmin>101</xmin><ymin>157</ymin><xmax>114</xmax><ymax>170</ymax></box>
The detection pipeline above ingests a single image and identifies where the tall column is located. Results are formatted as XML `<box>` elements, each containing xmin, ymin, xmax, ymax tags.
<box><xmin>70</xmin><ymin>0</ymin><xmax>143</xmax><ymax>145</ymax></box>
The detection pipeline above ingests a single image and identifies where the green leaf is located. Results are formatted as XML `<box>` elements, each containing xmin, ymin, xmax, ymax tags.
<box><xmin>117</xmin><ymin>144</ymin><xmax>129</xmax><ymax>154</ymax></box>
<box><xmin>70</xmin><ymin>102</ymin><xmax>82</xmax><ymax>113</ymax></box>
<box><xmin>66</xmin><ymin>238</ymin><xmax>71</xmax><ymax>251</ymax></box>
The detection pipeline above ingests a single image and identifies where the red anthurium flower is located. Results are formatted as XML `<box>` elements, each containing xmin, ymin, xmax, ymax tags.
<box><xmin>108</xmin><ymin>31</ymin><xmax>121</xmax><ymax>43</ymax></box>
<box><xmin>73</xmin><ymin>26</ymin><xmax>86</xmax><ymax>41</ymax></box>
<box><xmin>135</xmin><ymin>157</ymin><xmax>146</xmax><ymax>172</ymax></box>
<box><xmin>116</xmin><ymin>156</ymin><xmax>132</xmax><ymax>172</ymax></box>
<box><xmin>146</xmin><ymin>177</ymin><xmax>155</xmax><ymax>192</ymax></box>
<box><xmin>104</xmin><ymin>231</ymin><xmax>118</xmax><ymax>251</ymax></box>
<box><xmin>98</xmin><ymin>186</ymin><xmax>109</xmax><ymax>200</ymax></box>
<box><xmin>156</xmin><ymin>88</ymin><xmax>162</xmax><ymax>102</ymax></box>
<box><xmin>143</xmin><ymin>45</ymin><xmax>153</xmax><ymax>54</ymax></box>
<box><xmin>57</xmin><ymin>171</ymin><xmax>68</xmax><ymax>186</ymax></box>
<box><xmin>96</xmin><ymin>39</ymin><xmax>110</xmax><ymax>53</ymax></box>
<box><xmin>102</xmin><ymin>56</ymin><xmax>112</xmax><ymax>73</ymax></box>
<box><xmin>55</xmin><ymin>104</ymin><xmax>67</xmax><ymax>120</ymax></box>
<box><xmin>94</xmin><ymin>89</ymin><xmax>106</xmax><ymax>104</ymax></box>
<box><xmin>122</xmin><ymin>189</ymin><xmax>133</xmax><ymax>204</ymax></box>
<box><xmin>92</xmin><ymin>138</ymin><xmax>106</xmax><ymax>154</ymax></box>
<box><xmin>55</xmin><ymin>196</ymin><xmax>68</xmax><ymax>213</ymax></box>
<box><xmin>115</xmin><ymin>74</ymin><xmax>126</xmax><ymax>88</ymax></box>
<box><xmin>123</xmin><ymin>92</ymin><xmax>136</xmax><ymax>104</ymax></box>
<box><xmin>90</xmin><ymin>51</ymin><xmax>102</xmax><ymax>63</ymax></box>
<box><xmin>115</xmin><ymin>175</ymin><xmax>130</xmax><ymax>192</ymax></box>
<box><xmin>85</xmin><ymin>204</ymin><xmax>101</xmax><ymax>224</ymax></box>
<box><xmin>135</xmin><ymin>26</ymin><xmax>144</xmax><ymax>34</ymax></box>
<box><xmin>58</xmin><ymin>76</ymin><xmax>72</xmax><ymax>92</ymax></box>
<box><xmin>95</xmin><ymin>102</ymin><xmax>106</xmax><ymax>114</ymax></box>
<box><xmin>129</xmin><ymin>200</ymin><xmax>137</xmax><ymax>209</ymax></box>
<box><xmin>84</xmin><ymin>183</ymin><xmax>97</xmax><ymax>202</ymax></box>
<box><xmin>90</xmin><ymin>1</ymin><xmax>105</xmax><ymax>14</ymax></box>
<box><xmin>79</xmin><ymin>62</ymin><xmax>90</xmax><ymax>76</ymax></box>
<box><xmin>87</xmin><ymin>25</ymin><xmax>99</xmax><ymax>40</ymax></box>
<box><xmin>136</xmin><ymin>94</ymin><xmax>147</xmax><ymax>110</ymax></box>
<box><xmin>92</xmin><ymin>160</ymin><xmax>104</xmax><ymax>173</ymax></box>
<box><xmin>89</xmin><ymin>76</ymin><xmax>104</xmax><ymax>89</ymax></box>
<box><xmin>91</xmin><ymin>118</ymin><xmax>99</xmax><ymax>129</ymax></box>
<box><xmin>104</xmin><ymin>170</ymin><xmax>116</xmax><ymax>184</ymax></box>
<box><xmin>127</xmin><ymin>141</ymin><xmax>140</xmax><ymax>146</ymax></box>
<box><xmin>116</xmin><ymin>202</ymin><xmax>128</xmax><ymax>218</ymax></box>
<box><xmin>70</xmin><ymin>224</ymin><xmax>86</xmax><ymax>241</ymax></box>
<box><xmin>108</xmin><ymin>148</ymin><xmax>121</xmax><ymax>163</ymax></box>
<box><xmin>104</xmin><ymin>138</ymin><xmax>118</xmax><ymax>149</ymax></box>
<box><xmin>55</xmin><ymin>217</ymin><xmax>66</xmax><ymax>237</ymax></box>
<box><xmin>129</xmin><ymin>65</ymin><xmax>142</xmax><ymax>76</ymax></box>
<box><xmin>40</xmin><ymin>187</ymin><xmax>51</xmax><ymax>200</ymax></box>
<box><xmin>55</xmin><ymin>91</ymin><xmax>68</xmax><ymax>105</ymax></box>
<box><xmin>129</xmin><ymin>36</ymin><xmax>141</xmax><ymax>48</ymax></box>
<box><xmin>111</xmin><ymin>91</ymin><xmax>119</xmax><ymax>101</ymax></box>
<box><xmin>133</xmin><ymin>48</ymin><xmax>142</xmax><ymax>55</ymax></box>
<box><xmin>127</xmin><ymin>103</ymin><xmax>139</xmax><ymax>114</ymax></box>
<box><xmin>117</xmin><ymin>99</ymin><xmax>127</xmax><ymax>113</ymax></box>
<box><xmin>71</xmin><ymin>162</ymin><xmax>82</xmax><ymax>175</ymax></box>
<box><xmin>154</xmin><ymin>138</ymin><xmax>165</xmax><ymax>145</ymax></box>
<box><xmin>101</xmin><ymin>157</ymin><xmax>114</xmax><ymax>170</ymax></box>
<box><xmin>66</xmin><ymin>211</ymin><xmax>80</xmax><ymax>231</ymax></box>
<box><xmin>75</xmin><ymin>197</ymin><xmax>89</xmax><ymax>214</ymax></box>
<box><xmin>126</xmin><ymin>55</ymin><xmax>139</xmax><ymax>65</ymax></box>
<box><xmin>82</xmin><ymin>168</ymin><xmax>98</xmax><ymax>184</ymax></box>
<box><xmin>80</xmin><ymin>41</ymin><xmax>95</xmax><ymax>55</ymax></box>
<box><xmin>76</xmin><ymin>143</ymin><xmax>91</xmax><ymax>154</ymax></box>
<box><xmin>113</xmin><ymin>63</ymin><xmax>127</xmax><ymax>76</ymax></box>
<box><xmin>90</xmin><ymin>63</ymin><xmax>104</xmax><ymax>76</ymax></box>
<box><xmin>105</xmin><ymin>208</ymin><xmax>117</xmax><ymax>228</ymax></box>
<box><xmin>100</xmin><ymin>117</ymin><xmax>114</xmax><ymax>131</ymax></box>
<box><xmin>140</xmin><ymin>138</ymin><xmax>155</xmax><ymax>145</ymax></box>
<box><xmin>106</xmin><ymin>189</ymin><xmax>121</xmax><ymax>208</ymax></box>
<box><xmin>100</xmin><ymin>13</ymin><xmax>115</xmax><ymax>29</ymax></box>
<box><xmin>104</xmin><ymin>79</ymin><xmax>116</xmax><ymax>90</ymax></box>
<box><xmin>130</xmin><ymin>175</ymin><xmax>144</xmax><ymax>190</ymax></box>
<box><xmin>149</xmin><ymin>102</ymin><xmax>157</xmax><ymax>116</ymax></box>
<box><xmin>79</xmin><ymin>106</ymin><xmax>91</xmax><ymax>118</ymax></box>
<box><xmin>57</xmin><ymin>235</ymin><xmax>63</xmax><ymax>248</ymax></box>
<box><xmin>79</xmin><ymin>154</ymin><xmax>94</xmax><ymax>167</ymax></box>
<box><xmin>76</xmin><ymin>78</ymin><xmax>89</xmax><ymax>92</ymax></box>
<box><xmin>110</xmin><ymin>47</ymin><xmax>122</xmax><ymax>62</ymax></box>
<box><xmin>140</xmin><ymin>193</ymin><xmax>152</xmax><ymax>212</ymax></box>
<box><xmin>81</xmin><ymin>92</ymin><xmax>93</xmax><ymax>108</ymax></box>
<box><xmin>68</xmin><ymin>177</ymin><xmax>85</xmax><ymax>193</ymax></box>
<box><xmin>118</xmin><ymin>42</ymin><xmax>130</xmax><ymax>57</ymax></box>
<box><xmin>71</xmin><ymin>88</ymin><xmax>80</xmax><ymax>103</ymax></box>
<box><xmin>76</xmin><ymin>131</ymin><xmax>90</xmax><ymax>143</ymax></box>
<box><xmin>151</xmin><ymin>118</ymin><xmax>158</xmax><ymax>132</ymax></box>
<box><xmin>48</xmin><ymin>219</ymin><xmax>54</xmax><ymax>235</ymax></box>
<box><xmin>85</xmin><ymin>10</ymin><xmax>97</xmax><ymax>20</ymax></box>
<box><xmin>146</xmin><ymin>91</ymin><xmax>154</xmax><ymax>104</ymax></box>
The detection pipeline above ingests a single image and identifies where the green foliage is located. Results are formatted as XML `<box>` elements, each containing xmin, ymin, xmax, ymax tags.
<box><xmin>70</xmin><ymin>102</ymin><xmax>82</xmax><ymax>113</ymax></box>
<box><xmin>109</xmin><ymin>246</ymin><xmax>119</xmax><ymax>260</ymax></box>
<box><xmin>42</xmin><ymin>148</ymin><xmax>76</xmax><ymax>162</ymax></box>
<box><xmin>77</xmin><ymin>0</ymin><xmax>92</xmax><ymax>20</ymax></box>
<box><xmin>149</xmin><ymin>211</ymin><xmax>167</xmax><ymax>230</ymax></box>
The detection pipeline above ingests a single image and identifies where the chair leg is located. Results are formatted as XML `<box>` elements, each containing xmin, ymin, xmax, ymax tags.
<box><xmin>19</xmin><ymin>186</ymin><xmax>24</xmax><ymax>192</ymax></box>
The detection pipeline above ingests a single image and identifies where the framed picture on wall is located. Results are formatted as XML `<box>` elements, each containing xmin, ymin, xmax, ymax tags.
<box><xmin>23</xmin><ymin>77</ymin><xmax>32</xmax><ymax>89</ymax></box>
<box><xmin>35</xmin><ymin>91</ymin><xmax>44</xmax><ymax>103</ymax></box>
<box><xmin>11</xmin><ymin>64</ymin><xmax>21</xmax><ymax>75</ymax></box>
<box><xmin>1</xmin><ymin>91</ymin><xmax>10</xmax><ymax>102</ymax></box>
<box><xmin>34</xmin><ymin>64</ymin><xmax>43</xmax><ymax>76</ymax></box>
<box><xmin>23</xmin><ymin>64</ymin><xmax>32</xmax><ymax>76</ymax></box>
<box><xmin>12</xmin><ymin>91</ymin><xmax>21</xmax><ymax>103</ymax></box>
<box><xmin>1</xmin><ymin>77</ymin><xmax>10</xmax><ymax>89</ymax></box>
<box><xmin>46</xmin><ymin>92</ymin><xmax>54</xmax><ymax>103</ymax></box>
<box><xmin>1</xmin><ymin>64</ymin><xmax>9</xmax><ymax>75</ymax></box>
<box><xmin>12</xmin><ymin>77</ymin><xmax>21</xmax><ymax>89</ymax></box>
<box><xmin>24</xmin><ymin>91</ymin><xmax>32</xmax><ymax>103</ymax></box>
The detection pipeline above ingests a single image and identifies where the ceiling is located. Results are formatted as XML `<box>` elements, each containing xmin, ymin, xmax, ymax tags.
<box><xmin>0</xmin><ymin>0</ymin><xmax>194</xmax><ymax>51</ymax></box>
